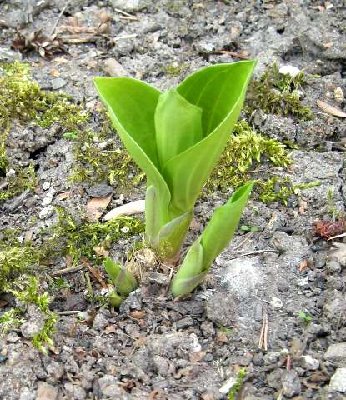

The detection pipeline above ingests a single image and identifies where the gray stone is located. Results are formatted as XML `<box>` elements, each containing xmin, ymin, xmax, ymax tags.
<box><xmin>301</xmin><ymin>355</ymin><xmax>319</xmax><ymax>370</ymax></box>
<box><xmin>206</xmin><ymin>291</ymin><xmax>236</xmax><ymax>327</ymax></box>
<box><xmin>42</xmin><ymin>181</ymin><xmax>50</xmax><ymax>191</ymax></box>
<box><xmin>97</xmin><ymin>375</ymin><xmax>129</xmax><ymax>398</ymax></box>
<box><xmin>218</xmin><ymin>257</ymin><xmax>263</xmax><ymax>299</ymax></box>
<box><xmin>326</xmin><ymin>260</ymin><xmax>342</xmax><ymax>273</ymax></box>
<box><xmin>110</xmin><ymin>0</ymin><xmax>151</xmax><ymax>12</ymax></box>
<box><xmin>42</xmin><ymin>190</ymin><xmax>54</xmax><ymax>206</ymax></box>
<box><xmin>176</xmin><ymin>316</ymin><xmax>194</xmax><ymax>330</ymax></box>
<box><xmin>87</xmin><ymin>183</ymin><xmax>113</xmax><ymax>198</ymax></box>
<box><xmin>325</xmin><ymin>343</ymin><xmax>346</xmax><ymax>366</ymax></box>
<box><xmin>153</xmin><ymin>355</ymin><xmax>170</xmax><ymax>376</ymax></box>
<box><xmin>38</xmin><ymin>206</ymin><xmax>54</xmax><ymax>219</ymax></box>
<box><xmin>46</xmin><ymin>362</ymin><xmax>64</xmax><ymax>383</ymax></box>
<box><xmin>267</xmin><ymin>369</ymin><xmax>282</xmax><ymax>389</ymax></box>
<box><xmin>20</xmin><ymin>305</ymin><xmax>45</xmax><ymax>338</ymax></box>
<box><xmin>19</xmin><ymin>388</ymin><xmax>35</xmax><ymax>400</ymax></box>
<box><xmin>281</xmin><ymin>370</ymin><xmax>301</xmax><ymax>398</ymax></box>
<box><xmin>324</xmin><ymin>291</ymin><xmax>346</xmax><ymax>324</ymax></box>
<box><xmin>51</xmin><ymin>78</ymin><xmax>67</xmax><ymax>90</ymax></box>
<box><xmin>64</xmin><ymin>382</ymin><xmax>87</xmax><ymax>400</ymax></box>
<box><xmin>329</xmin><ymin>368</ymin><xmax>346</xmax><ymax>393</ymax></box>
<box><xmin>103</xmin><ymin>58</ymin><xmax>129</xmax><ymax>77</ymax></box>
<box><xmin>93</xmin><ymin>311</ymin><xmax>109</xmax><ymax>331</ymax></box>
<box><xmin>36</xmin><ymin>382</ymin><xmax>58</xmax><ymax>400</ymax></box>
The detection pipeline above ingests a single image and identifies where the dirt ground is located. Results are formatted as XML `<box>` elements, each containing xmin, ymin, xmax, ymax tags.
<box><xmin>0</xmin><ymin>1</ymin><xmax>345</xmax><ymax>399</ymax></box>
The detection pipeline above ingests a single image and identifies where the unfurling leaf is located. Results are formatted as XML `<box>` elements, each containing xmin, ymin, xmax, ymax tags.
<box><xmin>95</xmin><ymin>61</ymin><xmax>255</xmax><ymax>295</ymax></box>
<box><xmin>103</xmin><ymin>257</ymin><xmax>137</xmax><ymax>297</ymax></box>
<box><xmin>171</xmin><ymin>182</ymin><xmax>254</xmax><ymax>297</ymax></box>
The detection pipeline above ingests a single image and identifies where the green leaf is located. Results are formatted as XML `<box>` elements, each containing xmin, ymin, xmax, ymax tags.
<box><xmin>163</xmin><ymin>61</ymin><xmax>256</xmax><ymax>215</ymax></box>
<box><xmin>94</xmin><ymin>77</ymin><xmax>171</xmax><ymax>228</ymax></box>
<box><xmin>115</xmin><ymin>268</ymin><xmax>137</xmax><ymax>297</ymax></box>
<box><xmin>103</xmin><ymin>257</ymin><xmax>122</xmax><ymax>282</ymax></box>
<box><xmin>200</xmin><ymin>182</ymin><xmax>254</xmax><ymax>268</ymax></box>
<box><xmin>156</xmin><ymin>211</ymin><xmax>193</xmax><ymax>260</ymax></box>
<box><xmin>145</xmin><ymin>185</ymin><xmax>161</xmax><ymax>244</ymax></box>
<box><xmin>103</xmin><ymin>257</ymin><xmax>137</xmax><ymax>297</ymax></box>
<box><xmin>155</xmin><ymin>89</ymin><xmax>203</xmax><ymax>168</ymax></box>
<box><xmin>108</xmin><ymin>291</ymin><xmax>123</xmax><ymax>308</ymax></box>
<box><xmin>171</xmin><ymin>182</ymin><xmax>253</xmax><ymax>297</ymax></box>
<box><xmin>94</xmin><ymin>77</ymin><xmax>159</xmax><ymax>165</ymax></box>
<box><xmin>170</xmin><ymin>241</ymin><xmax>206</xmax><ymax>297</ymax></box>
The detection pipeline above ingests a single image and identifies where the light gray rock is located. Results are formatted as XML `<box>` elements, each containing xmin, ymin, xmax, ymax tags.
<box><xmin>93</xmin><ymin>310</ymin><xmax>109</xmax><ymax>331</ymax></box>
<box><xmin>110</xmin><ymin>0</ymin><xmax>151</xmax><ymax>12</ymax></box>
<box><xmin>20</xmin><ymin>305</ymin><xmax>45</xmax><ymax>338</ymax></box>
<box><xmin>281</xmin><ymin>370</ymin><xmax>301</xmax><ymax>398</ymax></box>
<box><xmin>64</xmin><ymin>382</ymin><xmax>87</xmax><ymax>400</ymax></box>
<box><xmin>328</xmin><ymin>368</ymin><xmax>346</xmax><ymax>393</ymax></box>
<box><xmin>38</xmin><ymin>206</ymin><xmax>54</xmax><ymax>219</ymax></box>
<box><xmin>51</xmin><ymin>78</ymin><xmax>67</xmax><ymax>90</ymax></box>
<box><xmin>36</xmin><ymin>382</ymin><xmax>58</xmax><ymax>400</ymax></box>
<box><xmin>46</xmin><ymin>362</ymin><xmax>64</xmax><ymax>383</ymax></box>
<box><xmin>97</xmin><ymin>375</ymin><xmax>129</xmax><ymax>398</ymax></box>
<box><xmin>324</xmin><ymin>291</ymin><xmax>346</xmax><ymax>324</ymax></box>
<box><xmin>301</xmin><ymin>355</ymin><xmax>319</xmax><ymax>370</ymax></box>
<box><xmin>103</xmin><ymin>58</ymin><xmax>129</xmax><ymax>77</ymax></box>
<box><xmin>218</xmin><ymin>257</ymin><xmax>263</xmax><ymax>299</ymax></box>
<box><xmin>325</xmin><ymin>343</ymin><xmax>346</xmax><ymax>366</ymax></box>
<box><xmin>19</xmin><ymin>387</ymin><xmax>35</xmax><ymax>400</ymax></box>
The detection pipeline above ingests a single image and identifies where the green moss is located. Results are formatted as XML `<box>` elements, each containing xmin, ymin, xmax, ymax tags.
<box><xmin>163</xmin><ymin>63</ymin><xmax>187</xmax><ymax>77</ymax></box>
<box><xmin>0</xmin><ymin>162</ymin><xmax>37</xmax><ymax>201</ymax></box>
<box><xmin>70</xmin><ymin>113</ymin><xmax>143</xmax><ymax>188</ymax></box>
<box><xmin>246</xmin><ymin>63</ymin><xmax>313</xmax><ymax>120</ymax></box>
<box><xmin>0</xmin><ymin>242</ymin><xmax>40</xmax><ymax>292</ymax></box>
<box><xmin>0</xmin><ymin>61</ymin><xmax>87</xmax><ymax>201</ymax></box>
<box><xmin>257</xmin><ymin>177</ymin><xmax>321</xmax><ymax>205</ymax></box>
<box><xmin>298</xmin><ymin>310</ymin><xmax>312</xmax><ymax>326</ymax></box>
<box><xmin>228</xmin><ymin>368</ymin><xmax>247</xmax><ymax>400</ymax></box>
<box><xmin>0</xmin><ymin>61</ymin><xmax>87</xmax><ymax>130</ymax></box>
<box><xmin>256</xmin><ymin>176</ymin><xmax>294</xmax><ymax>205</ymax></box>
<box><xmin>49</xmin><ymin>207</ymin><xmax>144</xmax><ymax>264</ymax></box>
<box><xmin>0</xmin><ymin>308</ymin><xmax>24</xmax><ymax>332</ymax></box>
<box><xmin>208</xmin><ymin>120</ymin><xmax>291</xmax><ymax>193</ymax></box>
<box><xmin>208</xmin><ymin>121</ymin><xmax>320</xmax><ymax>205</ymax></box>
<box><xmin>2</xmin><ymin>275</ymin><xmax>57</xmax><ymax>352</ymax></box>
<box><xmin>0</xmin><ymin>132</ymin><xmax>8</xmax><ymax>173</ymax></box>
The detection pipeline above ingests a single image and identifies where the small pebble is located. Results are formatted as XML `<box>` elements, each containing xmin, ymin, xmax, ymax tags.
<box><xmin>42</xmin><ymin>181</ymin><xmax>50</xmax><ymax>191</ymax></box>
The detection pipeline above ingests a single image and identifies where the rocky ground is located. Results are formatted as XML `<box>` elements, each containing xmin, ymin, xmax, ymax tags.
<box><xmin>0</xmin><ymin>0</ymin><xmax>345</xmax><ymax>399</ymax></box>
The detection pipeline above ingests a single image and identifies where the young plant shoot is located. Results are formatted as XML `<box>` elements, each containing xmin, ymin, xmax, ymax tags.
<box><xmin>95</xmin><ymin>61</ymin><xmax>255</xmax><ymax>296</ymax></box>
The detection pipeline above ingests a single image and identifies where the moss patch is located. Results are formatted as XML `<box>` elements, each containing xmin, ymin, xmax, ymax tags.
<box><xmin>208</xmin><ymin>120</ymin><xmax>292</xmax><ymax>201</ymax></box>
<box><xmin>0</xmin><ymin>162</ymin><xmax>37</xmax><ymax>201</ymax></box>
<box><xmin>163</xmin><ymin>62</ymin><xmax>187</xmax><ymax>77</ymax></box>
<box><xmin>0</xmin><ymin>61</ymin><xmax>88</xmax><ymax>131</ymax></box>
<box><xmin>69</xmin><ymin>113</ymin><xmax>143</xmax><ymax>189</ymax></box>
<box><xmin>48</xmin><ymin>207</ymin><xmax>144</xmax><ymax>264</ymax></box>
<box><xmin>0</xmin><ymin>61</ymin><xmax>88</xmax><ymax>201</ymax></box>
<box><xmin>0</xmin><ymin>241</ymin><xmax>40</xmax><ymax>292</ymax></box>
<box><xmin>246</xmin><ymin>63</ymin><xmax>313</xmax><ymax>120</ymax></box>
<box><xmin>1</xmin><ymin>275</ymin><xmax>57</xmax><ymax>352</ymax></box>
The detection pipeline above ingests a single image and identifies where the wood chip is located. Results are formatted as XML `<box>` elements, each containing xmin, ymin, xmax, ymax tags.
<box><xmin>317</xmin><ymin>100</ymin><xmax>346</xmax><ymax>118</ymax></box>
<box><xmin>87</xmin><ymin>265</ymin><xmax>108</xmax><ymax>289</ymax></box>
<box><xmin>86</xmin><ymin>194</ymin><xmax>112</xmax><ymax>222</ymax></box>
<box><xmin>93</xmin><ymin>246</ymin><xmax>109</xmax><ymax>258</ymax></box>
<box><xmin>129</xmin><ymin>310</ymin><xmax>145</xmax><ymax>319</ymax></box>
<box><xmin>103</xmin><ymin>200</ymin><xmax>145</xmax><ymax>221</ymax></box>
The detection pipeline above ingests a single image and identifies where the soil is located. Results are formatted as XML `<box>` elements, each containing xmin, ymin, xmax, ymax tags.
<box><xmin>0</xmin><ymin>1</ymin><xmax>346</xmax><ymax>400</ymax></box>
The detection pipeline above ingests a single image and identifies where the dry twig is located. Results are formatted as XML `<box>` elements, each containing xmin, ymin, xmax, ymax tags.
<box><xmin>258</xmin><ymin>310</ymin><xmax>269</xmax><ymax>351</ymax></box>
